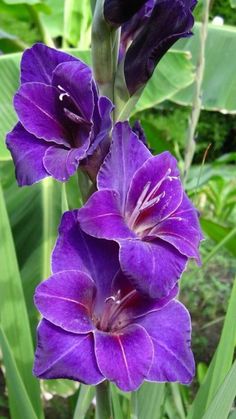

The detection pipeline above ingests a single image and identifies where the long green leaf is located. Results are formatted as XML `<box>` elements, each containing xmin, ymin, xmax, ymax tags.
<box><xmin>0</xmin><ymin>181</ymin><xmax>43</xmax><ymax>418</ymax></box>
<box><xmin>187</xmin><ymin>277</ymin><xmax>236</xmax><ymax>419</ymax></box>
<box><xmin>172</xmin><ymin>23</ymin><xmax>236</xmax><ymax>113</ymax></box>
<box><xmin>134</xmin><ymin>50</ymin><xmax>194</xmax><ymax>114</ymax></box>
<box><xmin>63</xmin><ymin>0</ymin><xmax>91</xmax><ymax>48</ymax></box>
<box><xmin>201</xmin><ymin>218</ymin><xmax>236</xmax><ymax>257</ymax></box>
<box><xmin>0</xmin><ymin>327</ymin><xmax>38</xmax><ymax>419</ymax></box>
<box><xmin>202</xmin><ymin>360</ymin><xmax>236</xmax><ymax>419</ymax></box>
<box><xmin>131</xmin><ymin>382</ymin><xmax>165</xmax><ymax>419</ymax></box>
<box><xmin>73</xmin><ymin>385</ymin><xmax>95</xmax><ymax>419</ymax></box>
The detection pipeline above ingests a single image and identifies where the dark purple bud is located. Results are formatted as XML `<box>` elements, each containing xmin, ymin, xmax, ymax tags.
<box><xmin>124</xmin><ymin>0</ymin><xmax>197</xmax><ymax>95</ymax></box>
<box><xmin>104</xmin><ymin>0</ymin><xmax>148</xmax><ymax>26</ymax></box>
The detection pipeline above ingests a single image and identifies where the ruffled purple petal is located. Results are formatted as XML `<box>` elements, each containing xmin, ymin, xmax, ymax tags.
<box><xmin>34</xmin><ymin>319</ymin><xmax>103</xmax><ymax>384</ymax></box>
<box><xmin>52</xmin><ymin>211</ymin><xmax>121</xmax><ymax>306</ymax></box>
<box><xmin>152</xmin><ymin>194</ymin><xmax>202</xmax><ymax>262</ymax></box>
<box><xmin>119</xmin><ymin>238</ymin><xmax>187</xmax><ymax>298</ymax></box>
<box><xmin>94</xmin><ymin>324</ymin><xmax>153</xmax><ymax>391</ymax></box>
<box><xmin>139</xmin><ymin>301</ymin><xmax>195</xmax><ymax>384</ymax></box>
<box><xmin>34</xmin><ymin>271</ymin><xmax>95</xmax><ymax>334</ymax></box>
<box><xmin>21</xmin><ymin>43</ymin><xmax>77</xmax><ymax>84</ymax></box>
<box><xmin>43</xmin><ymin>142</ymin><xmax>89</xmax><ymax>181</ymax></box>
<box><xmin>52</xmin><ymin>60</ymin><xmax>94</xmax><ymax>122</ymax></box>
<box><xmin>98</xmin><ymin>122</ymin><xmax>151</xmax><ymax>212</ymax></box>
<box><xmin>124</xmin><ymin>0</ymin><xmax>195</xmax><ymax>94</ymax></box>
<box><xmin>6</xmin><ymin>122</ymin><xmax>49</xmax><ymax>186</ymax></box>
<box><xmin>122</xmin><ymin>285</ymin><xmax>179</xmax><ymax>322</ymax></box>
<box><xmin>14</xmin><ymin>82</ymin><xmax>70</xmax><ymax>146</ymax></box>
<box><xmin>78</xmin><ymin>189</ymin><xmax>135</xmax><ymax>239</ymax></box>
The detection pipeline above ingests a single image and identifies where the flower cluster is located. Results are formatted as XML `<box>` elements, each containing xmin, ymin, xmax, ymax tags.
<box><xmin>6</xmin><ymin>1</ymin><xmax>202</xmax><ymax>392</ymax></box>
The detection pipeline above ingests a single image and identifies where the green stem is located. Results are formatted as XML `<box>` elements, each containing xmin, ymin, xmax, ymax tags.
<box><xmin>9</xmin><ymin>37</ymin><xmax>29</xmax><ymax>51</ymax></box>
<box><xmin>183</xmin><ymin>0</ymin><xmax>211</xmax><ymax>181</ymax></box>
<box><xmin>95</xmin><ymin>381</ymin><xmax>112</xmax><ymax>419</ymax></box>
<box><xmin>91</xmin><ymin>0</ymin><xmax>118</xmax><ymax>102</ymax></box>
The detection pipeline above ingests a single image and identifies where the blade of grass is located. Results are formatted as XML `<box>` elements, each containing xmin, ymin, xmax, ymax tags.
<box><xmin>187</xmin><ymin>277</ymin><xmax>236</xmax><ymax>419</ymax></box>
<box><xmin>111</xmin><ymin>384</ymin><xmax>124</xmax><ymax>419</ymax></box>
<box><xmin>131</xmin><ymin>382</ymin><xmax>165</xmax><ymax>419</ymax></box>
<box><xmin>202</xmin><ymin>360</ymin><xmax>236</xmax><ymax>419</ymax></box>
<box><xmin>73</xmin><ymin>385</ymin><xmax>95</xmax><ymax>419</ymax></box>
<box><xmin>0</xmin><ymin>327</ymin><xmax>38</xmax><ymax>419</ymax></box>
<box><xmin>0</xmin><ymin>182</ymin><xmax>43</xmax><ymax>419</ymax></box>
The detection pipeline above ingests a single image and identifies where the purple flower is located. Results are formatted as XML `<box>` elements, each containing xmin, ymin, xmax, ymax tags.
<box><xmin>33</xmin><ymin>210</ymin><xmax>194</xmax><ymax>391</ymax></box>
<box><xmin>6</xmin><ymin>43</ymin><xmax>113</xmax><ymax>185</ymax></box>
<box><xmin>104</xmin><ymin>0</ymin><xmax>197</xmax><ymax>95</ymax></box>
<box><xmin>78</xmin><ymin>122</ymin><xmax>203</xmax><ymax>298</ymax></box>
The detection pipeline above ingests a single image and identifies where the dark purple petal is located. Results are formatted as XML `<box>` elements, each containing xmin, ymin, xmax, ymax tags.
<box><xmin>21</xmin><ymin>43</ymin><xmax>77</xmax><ymax>84</ymax></box>
<box><xmin>104</xmin><ymin>0</ymin><xmax>147</xmax><ymax>26</ymax></box>
<box><xmin>126</xmin><ymin>152</ymin><xmax>182</xmax><ymax>231</ymax></box>
<box><xmin>140</xmin><ymin>301</ymin><xmax>195</xmax><ymax>384</ymax></box>
<box><xmin>125</xmin><ymin>0</ymin><xmax>196</xmax><ymax>94</ymax></box>
<box><xmin>94</xmin><ymin>324</ymin><xmax>153</xmax><ymax>391</ymax></box>
<box><xmin>52</xmin><ymin>60</ymin><xmax>94</xmax><ymax>122</ymax></box>
<box><xmin>152</xmin><ymin>194</ymin><xmax>202</xmax><ymax>262</ymax></box>
<box><xmin>6</xmin><ymin>123</ymin><xmax>49</xmax><ymax>186</ymax></box>
<box><xmin>34</xmin><ymin>271</ymin><xmax>95</xmax><ymax>334</ymax></box>
<box><xmin>98</xmin><ymin>122</ymin><xmax>151</xmax><ymax>212</ymax></box>
<box><xmin>89</xmin><ymin>96</ymin><xmax>114</xmax><ymax>155</ymax></box>
<box><xmin>14</xmin><ymin>83</ymin><xmax>70</xmax><ymax>146</ymax></box>
<box><xmin>34</xmin><ymin>319</ymin><xmax>104</xmax><ymax>384</ymax></box>
<box><xmin>119</xmin><ymin>238</ymin><xmax>187</xmax><ymax>298</ymax></box>
<box><xmin>52</xmin><ymin>211</ymin><xmax>121</xmax><ymax>306</ymax></box>
<box><xmin>120</xmin><ymin>1</ymin><xmax>154</xmax><ymax>60</ymax></box>
<box><xmin>43</xmin><ymin>143</ymin><xmax>89</xmax><ymax>182</ymax></box>
<box><xmin>78</xmin><ymin>189</ymin><xmax>135</xmax><ymax>240</ymax></box>
<box><xmin>132</xmin><ymin>120</ymin><xmax>149</xmax><ymax>149</ymax></box>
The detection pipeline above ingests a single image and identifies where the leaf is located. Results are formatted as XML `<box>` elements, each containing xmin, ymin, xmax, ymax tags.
<box><xmin>43</xmin><ymin>379</ymin><xmax>79</xmax><ymax>398</ymax></box>
<box><xmin>63</xmin><ymin>0</ymin><xmax>91</xmax><ymax>48</ymax></box>
<box><xmin>110</xmin><ymin>385</ymin><xmax>124</xmax><ymax>419</ymax></box>
<box><xmin>230</xmin><ymin>0</ymin><xmax>236</xmax><ymax>7</ymax></box>
<box><xmin>2</xmin><ymin>0</ymin><xmax>42</xmax><ymax>4</ymax></box>
<box><xmin>131</xmin><ymin>382</ymin><xmax>165</xmax><ymax>419</ymax></box>
<box><xmin>134</xmin><ymin>50</ymin><xmax>194</xmax><ymax>114</ymax></box>
<box><xmin>73</xmin><ymin>385</ymin><xmax>95</xmax><ymax>419</ymax></box>
<box><xmin>0</xmin><ymin>327</ymin><xmax>38</xmax><ymax>419</ymax></box>
<box><xmin>172</xmin><ymin>23</ymin><xmax>236</xmax><ymax>113</ymax></box>
<box><xmin>40</xmin><ymin>0</ymin><xmax>64</xmax><ymax>38</ymax></box>
<box><xmin>202</xmin><ymin>360</ymin><xmax>236</xmax><ymax>419</ymax></box>
<box><xmin>0</xmin><ymin>181</ymin><xmax>43</xmax><ymax>418</ymax></box>
<box><xmin>187</xmin><ymin>277</ymin><xmax>236</xmax><ymax>419</ymax></box>
<box><xmin>0</xmin><ymin>53</ymin><xmax>19</xmax><ymax>160</ymax></box>
<box><xmin>0</xmin><ymin>29</ymin><xmax>17</xmax><ymax>39</ymax></box>
<box><xmin>201</xmin><ymin>219</ymin><xmax>236</xmax><ymax>257</ymax></box>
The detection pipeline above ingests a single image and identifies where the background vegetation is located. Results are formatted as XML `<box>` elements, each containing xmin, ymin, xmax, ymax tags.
<box><xmin>0</xmin><ymin>0</ymin><xmax>236</xmax><ymax>418</ymax></box>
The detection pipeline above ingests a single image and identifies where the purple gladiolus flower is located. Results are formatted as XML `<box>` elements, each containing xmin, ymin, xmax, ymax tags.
<box><xmin>33</xmin><ymin>210</ymin><xmax>195</xmax><ymax>391</ymax></box>
<box><xmin>78</xmin><ymin>122</ymin><xmax>203</xmax><ymax>298</ymax></box>
<box><xmin>6</xmin><ymin>43</ymin><xmax>113</xmax><ymax>185</ymax></box>
<box><xmin>104</xmin><ymin>0</ymin><xmax>197</xmax><ymax>95</ymax></box>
